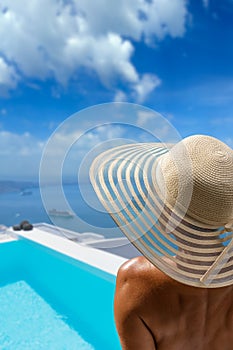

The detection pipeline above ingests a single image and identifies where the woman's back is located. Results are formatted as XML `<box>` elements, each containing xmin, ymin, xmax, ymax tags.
<box><xmin>114</xmin><ymin>256</ymin><xmax>233</xmax><ymax>350</ymax></box>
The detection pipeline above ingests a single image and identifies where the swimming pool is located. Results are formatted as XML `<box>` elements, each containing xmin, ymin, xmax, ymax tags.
<box><xmin>0</xmin><ymin>237</ymin><xmax>123</xmax><ymax>349</ymax></box>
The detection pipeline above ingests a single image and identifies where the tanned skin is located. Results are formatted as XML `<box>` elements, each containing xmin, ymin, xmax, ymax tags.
<box><xmin>114</xmin><ymin>256</ymin><xmax>233</xmax><ymax>350</ymax></box>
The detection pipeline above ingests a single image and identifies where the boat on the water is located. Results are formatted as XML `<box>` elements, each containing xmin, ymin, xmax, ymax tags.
<box><xmin>48</xmin><ymin>209</ymin><xmax>74</xmax><ymax>218</ymax></box>
<box><xmin>20</xmin><ymin>190</ymin><xmax>33</xmax><ymax>196</ymax></box>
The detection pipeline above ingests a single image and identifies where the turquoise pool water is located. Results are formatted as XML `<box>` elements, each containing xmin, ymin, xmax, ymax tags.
<box><xmin>0</xmin><ymin>240</ymin><xmax>121</xmax><ymax>350</ymax></box>
<box><xmin>0</xmin><ymin>281</ymin><xmax>94</xmax><ymax>350</ymax></box>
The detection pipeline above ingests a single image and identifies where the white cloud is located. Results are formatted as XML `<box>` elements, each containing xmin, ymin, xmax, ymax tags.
<box><xmin>137</xmin><ymin>110</ymin><xmax>156</xmax><ymax>127</ymax></box>
<box><xmin>0</xmin><ymin>116</ymin><xmax>179</xmax><ymax>179</ymax></box>
<box><xmin>44</xmin><ymin>129</ymin><xmax>83</xmax><ymax>157</ymax></box>
<box><xmin>114</xmin><ymin>90</ymin><xmax>127</xmax><ymax>102</ymax></box>
<box><xmin>133</xmin><ymin>74</ymin><xmax>161</xmax><ymax>103</ymax></box>
<box><xmin>40</xmin><ymin>123</ymin><xmax>128</xmax><ymax>181</ymax></box>
<box><xmin>0</xmin><ymin>130</ymin><xmax>44</xmax><ymax>156</ymax></box>
<box><xmin>142</xmin><ymin>0</ymin><xmax>188</xmax><ymax>42</ymax></box>
<box><xmin>76</xmin><ymin>0</ymin><xmax>187</xmax><ymax>41</ymax></box>
<box><xmin>44</xmin><ymin>123</ymin><xmax>126</xmax><ymax>160</ymax></box>
<box><xmin>0</xmin><ymin>57</ymin><xmax>19</xmax><ymax>94</ymax></box>
<box><xmin>202</xmin><ymin>0</ymin><xmax>209</xmax><ymax>8</ymax></box>
<box><xmin>0</xmin><ymin>130</ymin><xmax>45</xmax><ymax>178</ymax></box>
<box><xmin>0</xmin><ymin>0</ymin><xmax>188</xmax><ymax>101</ymax></box>
<box><xmin>137</xmin><ymin>109</ymin><xmax>180</xmax><ymax>143</ymax></box>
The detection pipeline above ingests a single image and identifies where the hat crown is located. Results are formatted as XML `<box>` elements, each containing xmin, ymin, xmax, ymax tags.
<box><xmin>159</xmin><ymin>135</ymin><xmax>233</xmax><ymax>226</ymax></box>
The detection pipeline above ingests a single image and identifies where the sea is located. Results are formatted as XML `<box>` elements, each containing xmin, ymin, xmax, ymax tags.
<box><xmin>0</xmin><ymin>183</ymin><xmax>122</xmax><ymax>239</ymax></box>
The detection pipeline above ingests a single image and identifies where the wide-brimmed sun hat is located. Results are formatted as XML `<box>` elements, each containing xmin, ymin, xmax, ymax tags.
<box><xmin>90</xmin><ymin>135</ymin><xmax>233</xmax><ymax>288</ymax></box>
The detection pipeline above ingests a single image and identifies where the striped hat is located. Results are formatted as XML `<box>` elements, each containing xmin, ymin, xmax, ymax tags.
<box><xmin>90</xmin><ymin>135</ymin><xmax>233</xmax><ymax>288</ymax></box>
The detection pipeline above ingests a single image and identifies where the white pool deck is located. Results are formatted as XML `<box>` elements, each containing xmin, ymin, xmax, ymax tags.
<box><xmin>0</xmin><ymin>224</ymin><xmax>139</xmax><ymax>276</ymax></box>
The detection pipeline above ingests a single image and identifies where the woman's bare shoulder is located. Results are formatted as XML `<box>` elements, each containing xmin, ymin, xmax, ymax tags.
<box><xmin>116</xmin><ymin>256</ymin><xmax>173</xmax><ymax>291</ymax></box>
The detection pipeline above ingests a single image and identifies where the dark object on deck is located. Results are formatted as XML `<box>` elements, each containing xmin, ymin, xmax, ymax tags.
<box><xmin>22</xmin><ymin>223</ymin><xmax>33</xmax><ymax>231</ymax></box>
<box><xmin>13</xmin><ymin>224</ymin><xmax>21</xmax><ymax>231</ymax></box>
<box><xmin>20</xmin><ymin>220</ymin><xmax>30</xmax><ymax>229</ymax></box>
<box><xmin>13</xmin><ymin>220</ymin><xmax>33</xmax><ymax>231</ymax></box>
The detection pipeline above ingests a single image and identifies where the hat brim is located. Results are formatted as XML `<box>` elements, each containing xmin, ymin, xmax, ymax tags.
<box><xmin>90</xmin><ymin>143</ymin><xmax>233</xmax><ymax>288</ymax></box>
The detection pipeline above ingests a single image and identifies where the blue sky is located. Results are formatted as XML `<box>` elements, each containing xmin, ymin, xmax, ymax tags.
<box><xmin>0</xmin><ymin>0</ymin><xmax>233</xmax><ymax>180</ymax></box>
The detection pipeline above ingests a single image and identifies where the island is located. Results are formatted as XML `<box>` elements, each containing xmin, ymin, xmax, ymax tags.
<box><xmin>0</xmin><ymin>181</ymin><xmax>38</xmax><ymax>194</ymax></box>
